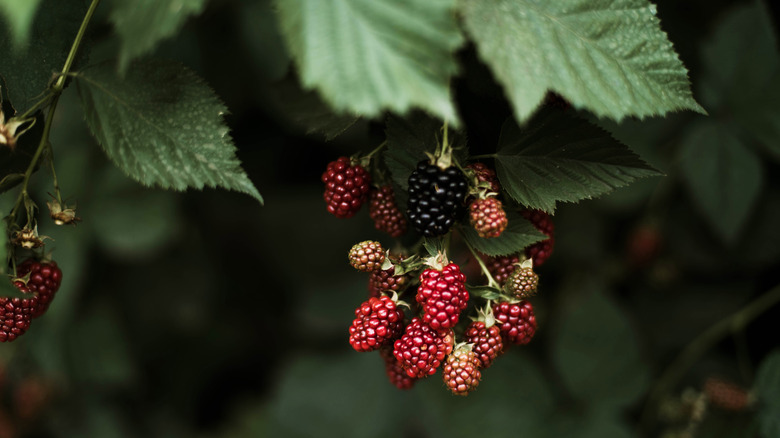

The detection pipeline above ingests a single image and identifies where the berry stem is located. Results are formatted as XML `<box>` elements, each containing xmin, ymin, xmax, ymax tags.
<box><xmin>639</xmin><ymin>282</ymin><xmax>780</xmax><ymax>432</ymax></box>
<box><xmin>461</xmin><ymin>233</ymin><xmax>500</xmax><ymax>289</ymax></box>
<box><xmin>47</xmin><ymin>142</ymin><xmax>63</xmax><ymax>204</ymax></box>
<box><xmin>7</xmin><ymin>0</ymin><xmax>101</xmax><ymax>226</ymax></box>
<box><xmin>364</xmin><ymin>140</ymin><xmax>387</xmax><ymax>159</ymax></box>
<box><xmin>17</xmin><ymin>93</ymin><xmax>55</xmax><ymax>121</ymax></box>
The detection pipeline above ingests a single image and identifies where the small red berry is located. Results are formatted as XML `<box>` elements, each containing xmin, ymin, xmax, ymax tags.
<box><xmin>504</xmin><ymin>264</ymin><xmax>538</xmax><ymax>299</ymax></box>
<box><xmin>416</xmin><ymin>263</ymin><xmax>469</xmax><ymax>331</ymax></box>
<box><xmin>442</xmin><ymin>345</ymin><xmax>482</xmax><ymax>396</ymax></box>
<box><xmin>369</xmin><ymin>186</ymin><xmax>407</xmax><ymax>238</ymax></box>
<box><xmin>380</xmin><ymin>347</ymin><xmax>416</xmax><ymax>390</ymax></box>
<box><xmin>521</xmin><ymin>210</ymin><xmax>554</xmax><ymax>267</ymax></box>
<box><xmin>0</xmin><ymin>296</ymin><xmax>38</xmax><ymax>342</ymax></box>
<box><xmin>322</xmin><ymin>157</ymin><xmax>371</xmax><ymax>218</ymax></box>
<box><xmin>368</xmin><ymin>265</ymin><xmax>408</xmax><ymax>298</ymax></box>
<box><xmin>348</xmin><ymin>241</ymin><xmax>385</xmax><ymax>272</ymax></box>
<box><xmin>493</xmin><ymin>301</ymin><xmax>537</xmax><ymax>345</ymax></box>
<box><xmin>393</xmin><ymin>318</ymin><xmax>454</xmax><ymax>379</ymax></box>
<box><xmin>349</xmin><ymin>296</ymin><xmax>405</xmax><ymax>352</ymax></box>
<box><xmin>466</xmin><ymin>163</ymin><xmax>500</xmax><ymax>194</ymax></box>
<box><xmin>703</xmin><ymin>377</ymin><xmax>752</xmax><ymax>412</ymax></box>
<box><xmin>469</xmin><ymin>198</ymin><xmax>508</xmax><ymax>238</ymax></box>
<box><xmin>15</xmin><ymin>259</ymin><xmax>63</xmax><ymax>318</ymax></box>
<box><xmin>464</xmin><ymin>320</ymin><xmax>503</xmax><ymax>368</ymax></box>
<box><xmin>484</xmin><ymin>254</ymin><xmax>519</xmax><ymax>286</ymax></box>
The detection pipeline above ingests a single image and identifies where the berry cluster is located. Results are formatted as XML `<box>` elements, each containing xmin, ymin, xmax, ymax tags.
<box><xmin>321</xmin><ymin>138</ymin><xmax>552</xmax><ymax>395</ymax></box>
<box><xmin>1</xmin><ymin>259</ymin><xmax>63</xmax><ymax>342</ymax></box>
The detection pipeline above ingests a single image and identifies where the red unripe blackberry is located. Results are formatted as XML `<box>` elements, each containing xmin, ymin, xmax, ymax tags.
<box><xmin>368</xmin><ymin>266</ymin><xmax>408</xmax><ymax>298</ymax></box>
<box><xmin>369</xmin><ymin>186</ymin><xmax>407</xmax><ymax>238</ymax></box>
<box><xmin>505</xmin><ymin>266</ymin><xmax>538</xmax><ymax>299</ymax></box>
<box><xmin>380</xmin><ymin>347</ymin><xmax>416</xmax><ymax>390</ymax></box>
<box><xmin>703</xmin><ymin>377</ymin><xmax>752</xmax><ymax>412</ymax></box>
<box><xmin>469</xmin><ymin>197</ymin><xmax>508</xmax><ymax>238</ymax></box>
<box><xmin>485</xmin><ymin>254</ymin><xmax>520</xmax><ymax>286</ymax></box>
<box><xmin>416</xmin><ymin>263</ymin><xmax>469</xmax><ymax>331</ymax></box>
<box><xmin>465</xmin><ymin>162</ymin><xmax>500</xmax><ymax>194</ymax></box>
<box><xmin>521</xmin><ymin>210</ymin><xmax>554</xmax><ymax>267</ymax></box>
<box><xmin>464</xmin><ymin>320</ymin><xmax>503</xmax><ymax>368</ymax></box>
<box><xmin>393</xmin><ymin>318</ymin><xmax>454</xmax><ymax>378</ymax></box>
<box><xmin>407</xmin><ymin>161</ymin><xmax>468</xmax><ymax>236</ymax></box>
<box><xmin>348</xmin><ymin>241</ymin><xmax>385</xmax><ymax>272</ymax></box>
<box><xmin>0</xmin><ymin>296</ymin><xmax>38</xmax><ymax>342</ymax></box>
<box><xmin>443</xmin><ymin>346</ymin><xmax>482</xmax><ymax>396</ymax></box>
<box><xmin>322</xmin><ymin>157</ymin><xmax>371</xmax><ymax>218</ymax></box>
<box><xmin>15</xmin><ymin>259</ymin><xmax>63</xmax><ymax>318</ymax></box>
<box><xmin>493</xmin><ymin>301</ymin><xmax>537</xmax><ymax>345</ymax></box>
<box><xmin>349</xmin><ymin>296</ymin><xmax>405</xmax><ymax>352</ymax></box>
<box><xmin>626</xmin><ymin>224</ymin><xmax>663</xmax><ymax>267</ymax></box>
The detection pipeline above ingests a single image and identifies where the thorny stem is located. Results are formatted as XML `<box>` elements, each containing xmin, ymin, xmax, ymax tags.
<box><xmin>639</xmin><ymin>282</ymin><xmax>780</xmax><ymax>434</ymax></box>
<box><xmin>7</xmin><ymin>0</ymin><xmax>101</xmax><ymax>225</ymax></box>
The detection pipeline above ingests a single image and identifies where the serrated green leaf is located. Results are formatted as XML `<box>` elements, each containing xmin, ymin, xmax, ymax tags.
<box><xmin>552</xmin><ymin>278</ymin><xmax>649</xmax><ymax>409</ymax></box>
<box><xmin>0</xmin><ymin>0</ymin><xmax>42</xmax><ymax>48</ymax></box>
<box><xmin>108</xmin><ymin>0</ymin><xmax>207</xmax><ymax>73</ymax></box>
<box><xmin>698</xmin><ymin>1</ymin><xmax>780</xmax><ymax>162</ymax></box>
<box><xmin>459</xmin><ymin>0</ymin><xmax>705</xmax><ymax>123</ymax></box>
<box><xmin>494</xmin><ymin>109</ymin><xmax>661</xmax><ymax>213</ymax></box>
<box><xmin>270</xmin><ymin>353</ymin><xmax>406</xmax><ymax>438</ymax></box>
<box><xmin>75</xmin><ymin>59</ymin><xmax>263</xmax><ymax>203</ymax></box>
<box><xmin>271</xmin><ymin>78</ymin><xmax>358</xmax><ymax>141</ymax></box>
<box><xmin>756</xmin><ymin>350</ymin><xmax>780</xmax><ymax>438</ymax></box>
<box><xmin>238</xmin><ymin>0</ymin><xmax>290</xmax><ymax>82</ymax></box>
<box><xmin>679</xmin><ymin>121</ymin><xmax>763</xmax><ymax>244</ymax></box>
<box><xmin>459</xmin><ymin>211</ymin><xmax>546</xmax><ymax>257</ymax></box>
<box><xmin>274</xmin><ymin>0</ymin><xmax>463</xmax><ymax>123</ymax></box>
<box><xmin>384</xmin><ymin>112</ymin><xmax>466</xmax><ymax>189</ymax></box>
<box><xmin>0</xmin><ymin>0</ymin><xmax>85</xmax><ymax>113</ymax></box>
<box><xmin>467</xmin><ymin>285</ymin><xmax>502</xmax><ymax>301</ymax></box>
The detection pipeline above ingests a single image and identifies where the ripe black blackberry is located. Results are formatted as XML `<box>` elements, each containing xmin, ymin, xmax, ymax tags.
<box><xmin>407</xmin><ymin>161</ymin><xmax>468</xmax><ymax>236</ymax></box>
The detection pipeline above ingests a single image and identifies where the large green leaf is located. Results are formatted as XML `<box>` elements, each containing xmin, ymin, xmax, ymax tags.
<box><xmin>755</xmin><ymin>350</ymin><xmax>780</xmax><ymax>438</ymax></box>
<box><xmin>271</xmin><ymin>78</ymin><xmax>359</xmax><ymax>141</ymax></box>
<box><xmin>274</xmin><ymin>0</ymin><xmax>463</xmax><ymax>123</ymax></box>
<box><xmin>238</xmin><ymin>0</ymin><xmax>290</xmax><ymax>82</ymax></box>
<box><xmin>679</xmin><ymin>121</ymin><xmax>763</xmax><ymax>244</ymax></box>
<box><xmin>0</xmin><ymin>0</ymin><xmax>85</xmax><ymax>113</ymax></box>
<box><xmin>0</xmin><ymin>0</ymin><xmax>42</xmax><ymax>48</ymax></box>
<box><xmin>494</xmin><ymin>109</ymin><xmax>661</xmax><ymax>213</ymax></box>
<box><xmin>75</xmin><ymin>59</ymin><xmax>263</xmax><ymax>203</ymax></box>
<box><xmin>384</xmin><ymin>113</ymin><xmax>466</xmax><ymax>190</ymax></box>
<box><xmin>269</xmin><ymin>353</ymin><xmax>409</xmax><ymax>438</ymax></box>
<box><xmin>698</xmin><ymin>1</ymin><xmax>780</xmax><ymax>162</ymax></box>
<box><xmin>552</xmin><ymin>278</ymin><xmax>650</xmax><ymax>409</ymax></box>
<box><xmin>459</xmin><ymin>210</ymin><xmax>546</xmax><ymax>257</ymax></box>
<box><xmin>418</xmin><ymin>352</ymin><xmax>554</xmax><ymax>438</ymax></box>
<box><xmin>459</xmin><ymin>0</ymin><xmax>705</xmax><ymax>123</ymax></box>
<box><xmin>108</xmin><ymin>0</ymin><xmax>207</xmax><ymax>73</ymax></box>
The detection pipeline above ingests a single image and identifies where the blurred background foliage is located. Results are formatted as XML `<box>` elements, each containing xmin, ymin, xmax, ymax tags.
<box><xmin>0</xmin><ymin>0</ymin><xmax>779</xmax><ymax>437</ymax></box>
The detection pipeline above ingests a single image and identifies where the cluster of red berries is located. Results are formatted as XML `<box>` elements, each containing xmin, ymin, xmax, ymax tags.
<box><xmin>345</xmin><ymin>241</ymin><xmax>540</xmax><ymax>395</ymax></box>
<box><xmin>1</xmin><ymin>259</ymin><xmax>63</xmax><ymax>342</ymax></box>
<box><xmin>322</xmin><ymin>146</ymin><xmax>552</xmax><ymax>395</ymax></box>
